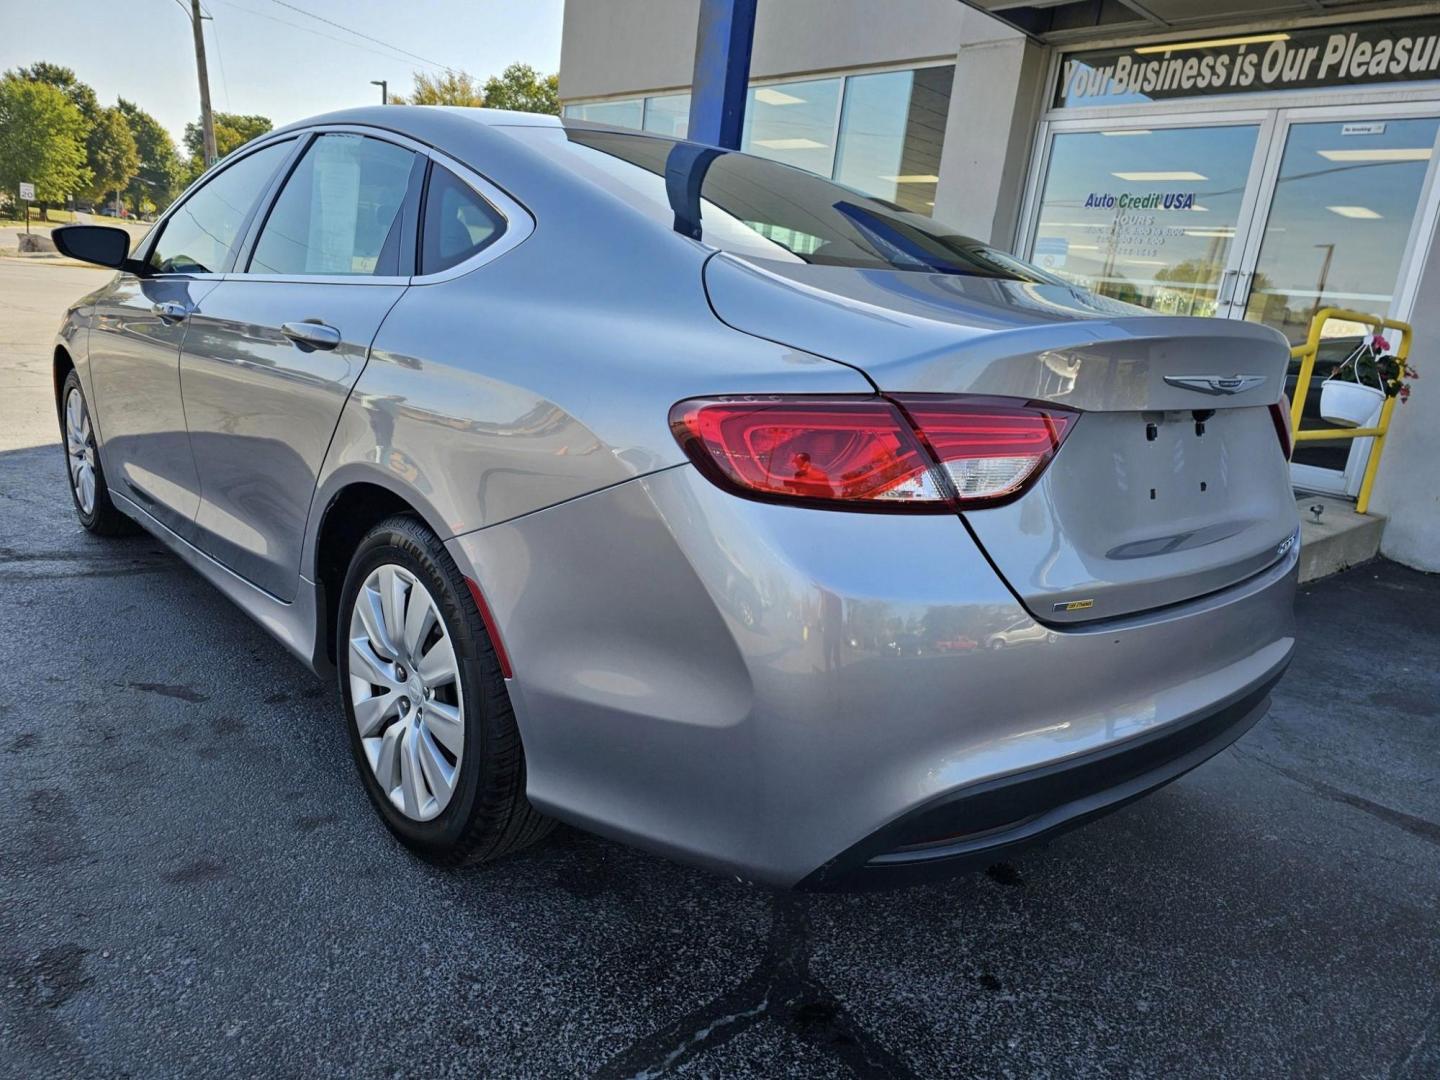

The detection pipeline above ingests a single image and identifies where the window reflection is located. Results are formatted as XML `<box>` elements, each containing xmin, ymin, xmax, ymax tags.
<box><xmin>1243</xmin><ymin>117</ymin><xmax>1440</xmax><ymax>342</ymax></box>
<box><xmin>642</xmin><ymin>93</ymin><xmax>690</xmax><ymax>137</ymax></box>
<box><xmin>834</xmin><ymin>67</ymin><xmax>954</xmax><ymax>214</ymax></box>
<box><xmin>1029</xmin><ymin>125</ymin><xmax>1259</xmax><ymax>314</ymax></box>
<box><xmin>562</xmin><ymin>66</ymin><xmax>957</xmax><ymax>217</ymax></box>
<box><xmin>563</xmin><ymin>99</ymin><xmax>644</xmax><ymax>129</ymax></box>
<box><xmin>741</xmin><ymin>77</ymin><xmax>843</xmax><ymax>176</ymax></box>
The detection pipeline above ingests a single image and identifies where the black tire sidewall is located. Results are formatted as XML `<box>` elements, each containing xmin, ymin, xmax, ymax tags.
<box><xmin>336</xmin><ymin>519</ymin><xmax>491</xmax><ymax>856</ymax></box>
<box><xmin>60</xmin><ymin>371</ymin><xmax>101</xmax><ymax>530</ymax></box>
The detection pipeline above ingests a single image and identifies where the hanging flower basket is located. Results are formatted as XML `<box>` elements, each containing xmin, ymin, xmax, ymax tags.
<box><xmin>1319</xmin><ymin>333</ymin><xmax>1413</xmax><ymax>428</ymax></box>
<box><xmin>1319</xmin><ymin>380</ymin><xmax>1384</xmax><ymax>428</ymax></box>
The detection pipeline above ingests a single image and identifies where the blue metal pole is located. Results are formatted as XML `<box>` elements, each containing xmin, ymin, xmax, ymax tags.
<box><xmin>686</xmin><ymin>0</ymin><xmax>757</xmax><ymax>149</ymax></box>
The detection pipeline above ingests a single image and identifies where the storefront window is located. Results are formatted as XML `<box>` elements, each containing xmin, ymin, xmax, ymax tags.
<box><xmin>642</xmin><ymin>93</ymin><xmax>691</xmax><ymax>138</ymax></box>
<box><xmin>1029</xmin><ymin>124</ymin><xmax>1260</xmax><ymax>314</ymax></box>
<box><xmin>740</xmin><ymin>77</ymin><xmax>843</xmax><ymax>176</ymax></box>
<box><xmin>565</xmin><ymin>66</ymin><xmax>956</xmax><ymax>216</ymax></box>
<box><xmin>563</xmin><ymin>99</ymin><xmax>644</xmax><ymax>129</ymax></box>
<box><xmin>833</xmin><ymin>67</ymin><xmax>953</xmax><ymax>214</ymax></box>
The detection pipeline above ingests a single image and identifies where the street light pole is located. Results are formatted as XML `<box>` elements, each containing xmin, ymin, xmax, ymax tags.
<box><xmin>189</xmin><ymin>0</ymin><xmax>218</xmax><ymax>166</ymax></box>
<box><xmin>371</xmin><ymin>79</ymin><xmax>388</xmax><ymax>104</ymax></box>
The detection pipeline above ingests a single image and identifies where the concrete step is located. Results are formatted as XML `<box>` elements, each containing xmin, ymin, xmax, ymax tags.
<box><xmin>1296</xmin><ymin>494</ymin><xmax>1384</xmax><ymax>583</ymax></box>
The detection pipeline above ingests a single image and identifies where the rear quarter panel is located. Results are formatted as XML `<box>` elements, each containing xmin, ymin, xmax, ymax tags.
<box><xmin>308</xmin><ymin>214</ymin><xmax>872</xmax><ymax>575</ymax></box>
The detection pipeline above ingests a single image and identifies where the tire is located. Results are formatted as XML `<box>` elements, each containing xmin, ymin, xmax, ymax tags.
<box><xmin>60</xmin><ymin>370</ymin><xmax>137</xmax><ymax>536</ymax></box>
<box><xmin>336</xmin><ymin>514</ymin><xmax>553</xmax><ymax>866</ymax></box>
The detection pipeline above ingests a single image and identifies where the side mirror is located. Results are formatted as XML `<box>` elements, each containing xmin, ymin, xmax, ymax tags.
<box><xmin>51</xmin><ymin>225</ymin><xmax>137</xmax><ymax>271</ymax></box>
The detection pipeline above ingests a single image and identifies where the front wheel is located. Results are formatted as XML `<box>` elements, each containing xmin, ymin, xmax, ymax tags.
<box><xmin>337</xmin><ymin>515</ymin><xmax>553</xmax><ymax>865</ymax></box>
<box><xmin>60</xmin><ymin>370</ymin><xmax>136</xmax><ymax>536</ymax></box>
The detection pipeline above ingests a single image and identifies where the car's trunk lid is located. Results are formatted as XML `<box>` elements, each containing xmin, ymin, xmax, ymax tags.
<box><xmin>704</xmin><ymin>254</ymin><xmax>1299</xmax><ymax>623</ymax></box>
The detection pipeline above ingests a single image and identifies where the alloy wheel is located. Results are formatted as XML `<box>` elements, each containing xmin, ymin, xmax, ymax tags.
<box><xmin>348</xmin><ymin>564</ymin><xmax>465</xmax><ymax>821</ymax></box>
<box><xmin>65</xmin><ymin>387</ymin><xmax>97</xmax><ymax>515</ymax></box>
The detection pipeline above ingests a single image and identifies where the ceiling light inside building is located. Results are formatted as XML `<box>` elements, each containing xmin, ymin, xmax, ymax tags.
<box><xmin>1101</xmin><ymin>129</ymin><xmax>1152</xmax><ymax>136</ymax></box>
<box><xmin>880</xmin><ymin>174</ymin><xmax>941</xmax><ymax>183</ymax></box>
<box><xmin>754</xmin><ymin>137</ymin><xmax>826</xmax><ymax>150</ymax></box>
<box><xmin>754</xmin><ymin>87</ymin><xmax>806</xmax><ymax>106</ymax></box>
<box><xmin>1111</xmin><ymin>171</ymin><xmax>1208</xmax><ymax>181</ymax></box>
<box><xmin>1134</xmin><ymin>33</ymin><xmax>1289</xmax><ymax>55</ymax></box>
<box><xmin>1317</xmin><ymin>148</ymin><xmax>1433</xmax><ymax>163</ymax></box>
<box><xmin>1327</xmin><ymin>205</ymin><xmax>1382</xmax><ymax>219</ymax></box>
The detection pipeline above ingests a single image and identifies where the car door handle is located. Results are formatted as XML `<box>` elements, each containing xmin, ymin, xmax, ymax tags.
<box><xmin>151</xmin><ymin>301</ymin><xmax>188</xmax><ymax>322</ymax></box>
<box><xmin>281</xmin><ymin>321</ymin><xmax>342</xmax><ymax>350</ymax></box>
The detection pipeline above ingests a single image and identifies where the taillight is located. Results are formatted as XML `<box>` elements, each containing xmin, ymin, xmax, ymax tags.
<box><xmin>1268</xmin><ymin>397</ymin><xmax>1293</xmax><ymax>460</ymax></box>
<box><xmin>669</xmin><ymin>395</ymin><xmax>1076</xmax><ymax>512</ymax></box>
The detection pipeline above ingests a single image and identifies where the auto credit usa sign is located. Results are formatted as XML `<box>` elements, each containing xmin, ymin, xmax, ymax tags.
<box><xmin>1056</xmin><ymin>17</ymin><xmax>1440</xmax><ymax>108</ymax></box>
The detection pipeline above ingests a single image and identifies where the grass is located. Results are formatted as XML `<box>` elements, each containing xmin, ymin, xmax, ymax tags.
<box><xmin>0</xmin><ymin>206</ymin><xmax>81</xmax><ymax>228</ymax></box>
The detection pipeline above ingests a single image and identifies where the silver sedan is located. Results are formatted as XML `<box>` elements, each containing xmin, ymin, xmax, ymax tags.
<box><xmin>50</xmin><ymin>107</ymin><xmax>1299</xmax><ymax>888</ymax></box>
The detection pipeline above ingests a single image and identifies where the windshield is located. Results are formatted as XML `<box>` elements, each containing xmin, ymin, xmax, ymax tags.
<box><xmin>510</xmin><ymin>124</ymin><xmax>1062</xmax><ymax>282</ymax></box>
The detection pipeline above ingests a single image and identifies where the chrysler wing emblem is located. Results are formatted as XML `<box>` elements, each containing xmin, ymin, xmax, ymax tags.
<box><xmin>1164</xmin><ymin>374</ymin><xmax>1267</xmax><ymax>395</ymax></box>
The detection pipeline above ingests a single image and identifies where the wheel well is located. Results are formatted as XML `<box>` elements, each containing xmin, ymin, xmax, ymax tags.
<box><xmin>53</xmin><ymin>346</ymin><xmax>75</xmax><ymax>414</ymax></box>
<box><xmin>314</xmin><ymin>483</ymin><xmax>420</xmax><ymax>665</ymax></box>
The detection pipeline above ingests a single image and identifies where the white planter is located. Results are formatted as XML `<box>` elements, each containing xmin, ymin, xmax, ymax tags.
<box><xmin>1320</xmin><ymin>379</ymin><xmax>1385</xmax><ymax>428</ymax></box>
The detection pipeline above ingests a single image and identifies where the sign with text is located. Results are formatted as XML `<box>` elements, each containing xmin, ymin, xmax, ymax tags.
<box><xmin>18</xmin><ymin>182</ymin><xmax>34</xmax><ymax>201</ymax></box>
<box><xmin>1056</xmin><ymin>18</ymin><xmax>1440</xmax><ymax>108</ymax></box>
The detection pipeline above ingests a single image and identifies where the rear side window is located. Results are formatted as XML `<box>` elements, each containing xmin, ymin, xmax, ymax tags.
<box><xmin>147</xmin><ymin>140</ymin><xmax>293</xmax><ymax>274</ymax></box>
<box><xmin>420</xmin><ymin>165</ymin><xmax>507</xmax><ymax>275</ymax></box>
<box><xmin>250</xmin><ymin>133</ymin><xmax>415</xmax><ymax>276</ymax></box>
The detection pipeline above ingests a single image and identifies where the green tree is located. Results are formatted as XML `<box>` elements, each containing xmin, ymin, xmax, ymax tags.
<box><xmin>11</xmin><ymin>61</ymin><xmax>99</xmax><ymax>124</ymax></box>
<box><xmin>117</xmin><ymin>97</ymin><xmax>182</xmax><ymax>215</ymax></box>
<box><xmin>86</xmin><ymin>106</ymin><xmax>139</xmax><ymax>211</ymax></box>
<box><xmin>481</xmin><ymin>63</ymin><xmax>559</xmax><ymax>115</ymax></box>
<box><xmin>390</xmin><ymin>70</ymin><xmax>485</xmax><ymax>107</ymax></box>
<box><xmin>0</xmin><ymin>75</ymin><xmax>90</xmax><ymax>220</ymax></box>
<box><xmin>181</xmin><ymin>111</ymin><xmax>272</xmax><ymax>183</ymax></box>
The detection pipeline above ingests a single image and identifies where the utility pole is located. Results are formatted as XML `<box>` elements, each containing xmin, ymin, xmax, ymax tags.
<box><xmin>371</xmin><ymin>79</ymin><xmax>388</xmax><ymax>104</ymax></box>
<box><xmin>190</xmin><ymin>0</ymin><xmax>217</xmax><ymax>166</ymax></box>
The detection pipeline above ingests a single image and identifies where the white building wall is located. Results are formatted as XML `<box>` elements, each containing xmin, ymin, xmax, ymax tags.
<box><xmin>558</xmin><ymin>0</ymin><xmax>975</xmax><ymax>101</ymax></box>
<box><xmin>1369</xmin><ymin>221</ymin><xmax>1440</xmax><ymax>571</ymax></box>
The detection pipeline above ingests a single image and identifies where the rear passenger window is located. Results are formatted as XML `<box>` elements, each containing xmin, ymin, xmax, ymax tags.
<box><xmin>147</xmin><ymin>140</ymin><xmax>293</xmax><ymax>274</ymax></box>
<box><xmin>420</xmin><ymin>165</ymin><xmax>506</xmax><ymax>275</ymax></box>
<box><xmin>250</xmin><ymin>133</ymin><xmax>415</xmax><ymax>276</ymax></box>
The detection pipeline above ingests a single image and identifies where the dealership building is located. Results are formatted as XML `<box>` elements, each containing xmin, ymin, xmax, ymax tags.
<box><xmin>559</xmin><ymin>0</ymin><xmax>1440</xmax><ymax>571</ymax></box>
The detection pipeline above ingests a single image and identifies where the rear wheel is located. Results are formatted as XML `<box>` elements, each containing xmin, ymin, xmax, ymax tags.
<box><xmin>60</xmin><ymin>370</ymin><xmax>135</xmax><ymax>536</ymax></box>
<box><xmin>337</xmin><ymin>515</ymin><xmax>553</xmax><ymax>865</ymax></box>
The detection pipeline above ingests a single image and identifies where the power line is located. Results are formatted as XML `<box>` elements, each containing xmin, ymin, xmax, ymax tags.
<box><xmin>209</xmin><ymin>0</ymin><xmax>455</xmax><ymax>73</ymax></box>
<box><xmin>266</xmin><ymin>0</ymin><xmax>469</xmax><ymax>75</ymax></box>
<box><xmin>208</xmin><ymin>10</ymin><xmax>233</xmax><ymax>110</ymax></box>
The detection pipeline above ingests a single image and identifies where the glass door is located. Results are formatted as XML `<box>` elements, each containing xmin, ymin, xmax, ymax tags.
<box><xmin>1234</xmin><ymin>108</ymin><xmax>1440</xmax><ymax>493</ymax></box>
<box><xmin>1025</xmin><ymin>115</ymin><xmax>1272</xmax><ymax>317</ymax></box>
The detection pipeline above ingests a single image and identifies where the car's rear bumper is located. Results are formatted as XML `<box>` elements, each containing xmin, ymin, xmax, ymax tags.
<box><xmin>798</xmin><ymin>662</ymin><xmax>1285</xmax><ymax>889</ymax></box>
<box><xmin>448</xmin><ymin>465</ymin><xmax>1298</xmax><ymax>889</ymax></box>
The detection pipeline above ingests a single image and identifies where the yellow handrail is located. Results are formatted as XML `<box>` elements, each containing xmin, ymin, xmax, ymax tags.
<box><xmin>1288</xmin><ymin>306</ymin><xmax>1411</xmax><ymax>515</ymax></box>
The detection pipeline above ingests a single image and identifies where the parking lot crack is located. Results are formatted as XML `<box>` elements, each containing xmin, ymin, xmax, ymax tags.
<box><xmin>1233</xmin><ymin>747</ymin><xmax>1440</xmax><ymax>847</ymax></box>
<box><xmin>592</xmin><ymin>897</ymin><xmax>917</xmax><ymax>1079</ymax></box>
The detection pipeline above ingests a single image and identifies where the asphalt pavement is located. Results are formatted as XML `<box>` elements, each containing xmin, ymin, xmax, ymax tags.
<box><xmin>1</xmin><ymin>257</ymin><xmax>1437</xmax><ymax>1078</ymax></box>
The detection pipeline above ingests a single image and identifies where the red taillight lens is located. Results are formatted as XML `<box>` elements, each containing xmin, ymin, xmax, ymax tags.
<box><xmin>895</xmin><ymin>397</ymin><xmax>1073</xmax><ymax>503</ymax></box>
<box><xmin>670</xmin><ymin>395</ymin><xmax>1076</xmax><ymax>512</ymax></box>
<box><xmin>1268</xmin><ymin>398</ymin><xmax>1293</xmax><ymax>460</ymax></box>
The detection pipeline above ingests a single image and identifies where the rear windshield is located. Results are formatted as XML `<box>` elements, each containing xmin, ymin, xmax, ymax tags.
<box><xmin>509</xmin><ymin>124</ymin><xmax>1059</xmax><ymax>281</ymax></box>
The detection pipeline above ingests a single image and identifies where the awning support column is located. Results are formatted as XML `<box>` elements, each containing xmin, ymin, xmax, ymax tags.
<box><xmin>686</xmin><ymin>0</ymin><xmax>757</xmax><ymax>148</ymax></box>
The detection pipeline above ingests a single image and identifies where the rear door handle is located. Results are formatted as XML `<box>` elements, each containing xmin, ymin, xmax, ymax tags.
<box><xmin>151</xmin><ymin>301</ymin><xmax>188</xmax><ymax>322</ymax></box>
<box><xmin>281</xmin><ymin>320</ymin><xmax>342</xmax><ymax>350</ymax></box>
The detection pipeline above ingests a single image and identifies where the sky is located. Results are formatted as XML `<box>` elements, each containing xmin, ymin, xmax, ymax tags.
<box><xmin>0</xmin><ymin>0</ymin><xmax>564</xmax><ymax>148</ymax></box>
